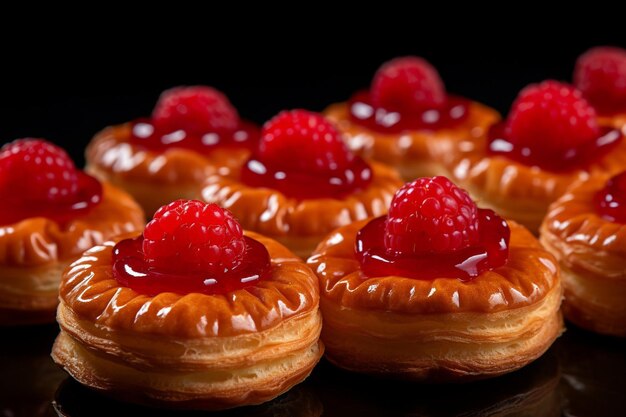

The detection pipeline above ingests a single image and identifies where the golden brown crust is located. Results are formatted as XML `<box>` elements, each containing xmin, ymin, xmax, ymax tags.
<box><xmin>324</xmin><ymin>101</ymin><xmax>500</xmax><ymax>181</ymax></box>
<box><xmin>0</xmin><ymin>182</ymin><xmax>144</xmax><ymax>323</ymax></box>
<box><xmin>59</xmin><ymin>231</ymin><xmax>319</xmax><ymax>338</ymax></box>
<box><xmin>445</xmin><ymin>132</ymin><xmax>626</xmax><ymax>233</ymax></box>
<box><xmin>540</xmin><ymin>176</ymin><xmax>626</xmax><ymax>336</ymax></box>
<box><xmin>53</xmin><ymin>232</ymin><xmax>323</xmax><ymax>409</ymax></box>
<box><xmin>52</xmin><ymin>331</ymin><xmax>323</xmax><ymax>410</ymax></box>
<box><xmin>200</xmin><ymin>162</ymin><xmax>403</xmax><ymax>259</ymax></box>
<box><xmin>309</xmin><ymin>220</ymin><xmax>559</xmax><ymax>314</ymax></box>
<box><xmin>85</xmin><ymin>124</ymin><xmax>251</xmax><ymax>215</ymax></box>
<box><xmin>309</xmin><ymin>218</ymin><xmax>562</xmax><ymax>380</ymax></box>
<box><xmin>320</xmin><ymin>287</ymin><xmax>562</xmax><ymax>381</ymax></box>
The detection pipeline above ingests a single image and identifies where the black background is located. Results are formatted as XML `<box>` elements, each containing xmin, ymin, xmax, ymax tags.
<box><xmin>2</xmin><ymin>33</ymin><xmax>626</xmax><ymax>167</ymax></box>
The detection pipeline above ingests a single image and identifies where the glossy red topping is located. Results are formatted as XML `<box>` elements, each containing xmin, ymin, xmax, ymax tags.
<box><xmin>356</xmin><ymin>177</ymin><xmax>510</xmax><ymax>280</ymax></box>
<box><xmin>130</xmin><ymin>86</ymin><xmax>259</xmax><ymax>153</ymax></box>
<box><xmin>384</xmin><ymin>176</ymin><xmax>479</xmax><ymax>254</ymax></box>
<box><xmin>574</xmin><ymin>47</ymin><xmax>626</xmax><ymax>114</ymax></box>
<box><xmin>153</xmin><ymin>86</ymin><xmax>239</xmax><ymax>134</ymax></box>
<box><xmin>0</xmin><ymin>139</ymin><xmax>102</xmax><ymax>225</ymax></box>
<box><xmin>113</xmin><ymin>200</ymin><xmax>271</xmax><ymax>296</ymax></box>
<box><xmin>241</xmin><ymin>110</ymin><xmax>372</xmax><ymax>199</ymax></box>
<box><xmin>595</xmin><ymin>171</ymin><xmax>626</xmax><ymax>223</ymax></box>
<box><xmin>143</xmin><ymin>200</ymin><xmax>245</xmax><ymax>275</ymax></box>
<box><xmin>489</xmin><ymin>81</ymin><xmax>622</xmax><ymax>171</ymax></box>
<box><xmin>349</xmin><ymin>56</ymin><xmax>469</xmax><ymax>133</ymax></box>
<box><xmin>371</xmin><ymin>56</ymin><xmax>446</xmax><ymax>112</ymax></box>
<box><xmin>258</xmin><ymin>109</ymin><xmax>354</xmax><ymax>171</ymax></box>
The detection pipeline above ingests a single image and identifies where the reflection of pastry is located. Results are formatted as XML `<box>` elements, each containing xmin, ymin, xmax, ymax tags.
<box><xmin>52</xmin><ymin>200</ymin><xmax>323</xmax><ymax>410</ymax></box>
<box><xmin>0</xmin><ymin>326</ymin><xmax>67</xmax><ymax>417</ymax></box>
<box><xmin>541</xmin><ymin>172</ymin><xmax>626</xmax><ymax>336</ymax></box>
<box><xmin>325</xmin><ymin>56</ymin><xmax>499</xmax><ymax>180</ymax></box>
<box><xmin>314</xmin><ymin>350</ymin><xmax>560</xmax><ymax>417</ymax></box>
<box><xmin>86</xmin><ymin>86</ymin><xmax>259</xmax><ymax>216</ymax></box>
<box><xmin>54</xmin><ymin>379</ymin><xmax>323</xmax><ymax>417</ymax></box>
<box><xmin>201</xmin><ymin>110</ymin><xmax>403</xmax><ymax>259</ymax></box>
<box><xmin>575</xmin><ymin>46</ymin><xmax>626</xmax><ymax>131</ymax></box>
<box><xmin>446</xmin><ymin>80</ymin><xmax>626</xmax><ymax>233</ymax></box>
<box><xmin>555</xmin><ymin>329</ymin><xmax>626</xmax><ymax>417</ymax></box>
<box><xmin>0</xmin><ymin>139</ymin><xmax>144</xmax><ymax>325</ymax></box>
<box><xmin>309</xmin><ymin>176</ymin><xmax>563</xmax><ymax>381</ymax></box>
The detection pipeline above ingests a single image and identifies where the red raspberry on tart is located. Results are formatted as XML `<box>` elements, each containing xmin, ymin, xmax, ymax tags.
<box><xmin>541</xmin><ymin>171</ymin><xmax>626</xmax><ymax>337</ymax></box>
<box><xmin>445</xmin><ymin>80</ymin><xmax>626</xmax><ymax>233</ymax></box>
<box><xmin>85</xmin><ymin>85</ymin><xmax>260</xmax><ymax>216</ymax></box>
<box><xmin>574</xmin><ymin>46</ymin><xmax>626</xmax><ymax>118</ymax></box>
<box><xmin>52</xmin><ymin>199</ymin><xmax>322</xmax><ymax>409</ymax></box>
<box><xmin>0</xmin><ymin>138</ymin><xmax>144</xmax><ymax>325</ymax></box>
<box><xmin>201</xmin><ymin>109</ymin><xmax>404</xmax><ymax>258</ymax></box>
<box><xmin>308</xmin><ymin>176</ymin><xmax>562</xmax><ymax>381</ymax></box>
<box><xmin>324</xmin><ymin>56</ymin><xmax>500</xmax><ymax>181</ymax></box>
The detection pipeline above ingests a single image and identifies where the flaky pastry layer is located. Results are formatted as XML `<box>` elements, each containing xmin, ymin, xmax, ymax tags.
<box><xmin>200</xmin><ymin>162</ymin><xmax>403</xmax><ymax>259</ymax></box>
<box><xmin>540</xmin><ymin>176</ymin><xmax>626</xmax><ymax>336</ymax></box>
<box><xmin>445</xmin><ymin>133</ymin><xmax>626</xmax><ymax>233</ymax></box>
<box><xmin>324</xmin><ymin>101</ymin><xmax>500</xmax><ymax>181</ymax></box>
<box><xmin>85</xmin><ymin>124</ymin><xmax>251</xmax><ymax>215</ymax></box>
<box><xmin>320</xmin><ymin>286</ymin><xmax>562</xmax><ymax>380</ymax></box>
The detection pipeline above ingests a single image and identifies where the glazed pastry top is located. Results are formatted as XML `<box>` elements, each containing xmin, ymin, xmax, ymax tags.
<box><xmin>59</xmin><ymin>231</ymin><xmax>319</xmax><ymax>338</ymax></box>
<box><xmin>309</xmin><ymin>219</ymin><xmax>559</xmax><ymax>314</ymax></box>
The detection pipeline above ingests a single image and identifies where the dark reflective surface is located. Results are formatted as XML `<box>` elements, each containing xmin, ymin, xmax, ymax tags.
<box><xmin>0</xmin><ymin>324</ymin><xmax>624</xmax><ymax>417</ymax></box>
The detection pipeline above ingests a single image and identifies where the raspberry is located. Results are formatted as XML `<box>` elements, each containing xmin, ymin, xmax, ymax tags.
<box><xmin>384</xmin><ymin>176</ymin><xmax>479</xmax><ymax>255</ymax></box>
<box><xmin>371</xmin><ymin>56</ymin><xmax>446</xmax><ymax>113</ymax></box>
<box><xmin>152</xmin><ymin>86</ymin><xmax>239</xmax><ymax>134</ymax></box>
<box><xmin>143</xmin><ymin>200</ymin><xmax>246</xmax><ymax>275</ymax></box>
<box><xmin>258</xmin><ymin>110</ymin><xmax>354</xmax><ymax>172</ymax></box>
<box><xmin>0</xmin><ymin>139</ymin><xmax>79</xmax><ymax>203</ymax></box>
<box><xmin>505</xmin><ymin>80</ymin><xmax>600</xmax><ymax>152</ymax></box>
<box><xmin>574</xmin><ymin>46</ymin><xmax>626</xmax><ymax>112</ymax></box>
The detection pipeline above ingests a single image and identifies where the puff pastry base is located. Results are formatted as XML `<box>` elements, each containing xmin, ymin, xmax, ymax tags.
<box><xmin>309</xmin><ymin>219</ymin><xmax>563</xmax><ymax>380</ymax></box>
<box><xmin>52</xmin><ymin>231</ymin><xmax>323</xmax><ymax>409</ymax></box>
<box><xmin>540</xmin><ymin>176</ymin><xmax>626</xmax><ymax>337</ymax></box>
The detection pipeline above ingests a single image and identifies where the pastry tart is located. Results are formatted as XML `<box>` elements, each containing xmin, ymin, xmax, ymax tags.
<box><xmin>52</xmin><ymin>200</ymin><xmax>323</xmax><ymax>409</ymax></box>
<box><xmin>446</xmin><ymin>80</ymin><xmax>626</xmax><ymax>233</ymax></box>
<box><xmin>201</xmin><ymin>110</ymin><xmax>403</xmax><ymax>259</ymax></box>
<box><xmin>0</xmin><ymin>139</ymin><xmax>144</xmax><ymax>325</ymax></box>
<box><xmin>324</xmin><ymin>56</ymin><xmax>499</xmax><ymax>180</ymax></box>
<box><xmin>540</xmin><ymin>171</ymin><xmax>626</xmax><ymax>337</ymax></box>
<box><xmin>575</xmin><ymin>46</ymin><xmax>626</xmax><ymax>132</ymax></box>
<box><xmin>308</xmin><ymin>176</ymin><xmax>563</xmax><ymax>380</ymax></box>
<box><xmin>86</xmin><ymin>86</ymin><xmax>259</xmax><ymax>216</ymax></box>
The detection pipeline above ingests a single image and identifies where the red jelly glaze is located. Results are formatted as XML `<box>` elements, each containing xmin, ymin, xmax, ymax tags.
<box><xmin>356</xmin><ymin>209</ymin><xmax>510</xmax><ymax>281</ymax></box>
<box><xmin>487</xmin><ymin>122</ymin><xmax>622</xmax><ymax>172</ymax></box>
<box><xmin>112</xmin><ymin>235</ymin><xmax>271</xmax><ymax>296</ymax></box>
<box><xmin>349</xmin><ymin>91</ymin><xmax>470</xmax><ymax>134</ymax></box>
<box><xmin>0</xmin><ymin>172</ymin><xmax>102</xmax><ymax>226</ymax></box>
<box><xmin>594</xmin><ymin>171</ymin><xmax>626</xmax><ymax>223</ymax></box>
<box><xmin>129</xmin><ymin>118</ymin><xmax>259</xmax><ymax>153</ymax></box>
<box><xmin>240</xmin><ymin>156</ymin><xmax>372</xmax><ymax>200</ymax></box>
